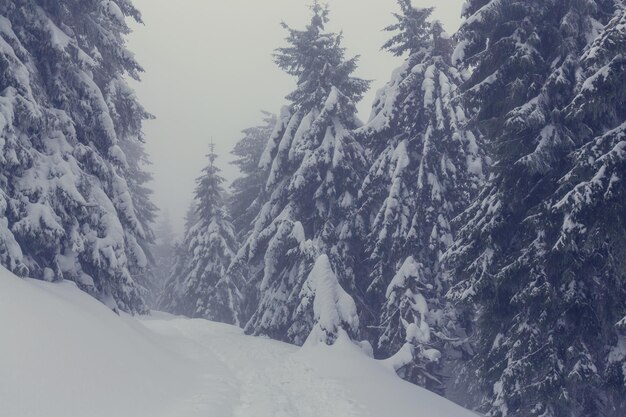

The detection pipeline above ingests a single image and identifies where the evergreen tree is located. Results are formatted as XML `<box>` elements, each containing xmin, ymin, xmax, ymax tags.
<box><xmin>446</xmin><ymin>1</ymin><xmax>625</xmax><ymax>416</ymax></box>
<box><xmin>381</xmin><ymin>256</ymin><xmax>445</xmax><ymax>391</ymax></box>
<box><xmin>159</xmin><ymin>145</ymin><xmax>243</xmax><ymax>325</ymax></box>
<box><xmin>229</xmin><ymin>112</ymin><xmax>276</xmax><ymax>238</ymax></box>
<box><xmin>356</xmin><ymin>1</ymin><xmax>484</xmax><ymax>391</ymax></box>
<box><xmin>148</xmin><ymin>211</ymin><xmax>176</xmax><ymax>306</ymax></box>
<box><xmin>298</xmin><ymin>254</ymin><xmax>360</xmax><ymax>346</ymax></box>
<box><xmin>555</xmin><ymin>4</ymin><xmax>626</xmax><ymax>414</ymax></box>
<box><xmin>231</xmin><ymin>2</ymin><xmax>370</xmax><ymax>344</ymax></box>
<box><xmin>0</xmin><ymin>0</ymin><xmax>155</xmax><ymax>313</ymax></box>
<box><xmin>159</xmin><ymin>204</ymin><xmax>194</xmax><ymax>312</ymax></box>
<box><xmin>120</xmin><ymin>129</ymin><xmax>158</xmax><ymax>303</ymax></box>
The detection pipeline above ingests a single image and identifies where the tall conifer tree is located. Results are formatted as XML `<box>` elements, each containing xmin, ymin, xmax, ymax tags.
<box><xmin>231</xmin><ymin>2</ymin><xmax>370</xmax><ymax>344</ymax></box>
<box><xmin>159</xmin><ymin>145</ymin><xmax>242</xmax><ymax>324</ymax></box>
<box><xmin>357</xmin><ymin>1</ymin><xmax>484</xmax><ymax>392</ymax></box>
<box><xmin>446</xmin><ymin>1</ymin><xmax>625</xmax><ymax>416</ymax></box>
<box><xmin>229</xmin><ymin>112</ymin><xmax>276</xmax><ymax>238</ymax></box>
<box><xmin>0</xmin><ymin>0</ymin><xmax>155</xmax><ymax>312</ymax></box>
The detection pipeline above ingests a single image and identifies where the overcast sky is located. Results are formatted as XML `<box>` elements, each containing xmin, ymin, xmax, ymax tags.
<box><xmin>127</xmin><ymin>0</ymin><xmax>465</xmax><ymax>234</ymax></box>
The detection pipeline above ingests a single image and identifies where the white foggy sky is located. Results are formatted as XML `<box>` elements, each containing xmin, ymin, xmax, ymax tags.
<box><xmin>127</xmin><ymin>0</ymin><xmax>465</xmax><ymax>234</ymax></box>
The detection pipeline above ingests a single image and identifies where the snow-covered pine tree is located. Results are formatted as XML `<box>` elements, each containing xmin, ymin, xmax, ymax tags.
<box><xmin>0</xmin><ymin>0</ymin><xmax>155</xmax><ymax>313</ymax></box>
<box><xmin>158</xmin><ymin>204</ymin><xmax>194</xmax><ymax>310</ymax></box>
<box><xmin>159</xmin><ymin>145</ymin><xmax>243</xmax><ymax>324</ymax></box>
<box><xmin>554</xmin><ymin>4</ymin><xmax>626</xmax><ymax>414</ymax></box>
<box><xmin>229</xmin><ymin>112</ymin><xmax>276</xmax><ymax>238</ymax></box>
<box><xmin>356</xmin><ymin>1</ymin><xmax>484</xmax><ymax>391</ymax></box>
<box><xmin>230</xmin><ymin>2</ymin><xmax>370</xmax><ymax>344</ymax></box>
<box><xmin>381</xmin><ymin>256</ymin><xmax>445</xmax><ymax>392</ymax></box>
<box><xmin>298</xmin><ymin>254</ymin><xmax>360</xmax><ymax>346</ymax></box>
<box><xmin>148</xmin><ymin>211</ymin><xmax>176</xmax><ymax>306</ymax></box>
<box><xmin>446</xmin><ymin>1</ymin><xmax>624</xmax><ymax>416</ymax></box>
<box><xmin>117</xmin><ymin>107</ymin><xmax>158</xmax><ymax>303</ymax></box>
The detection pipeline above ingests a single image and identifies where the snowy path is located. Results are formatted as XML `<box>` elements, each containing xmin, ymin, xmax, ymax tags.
<box><xmin>142</xmin><ymin>317</ymin><xmax>365</xmax><ymax>417</ymax></box>
<box><xmin>141</xmin><ymin>315</ymin><xmax>475</xmax><ymax>417</ymax></box>
<box><xmin>1</xmin><ymin>270</ymin><xmax>476</xmax><ymax>417</ymax></box>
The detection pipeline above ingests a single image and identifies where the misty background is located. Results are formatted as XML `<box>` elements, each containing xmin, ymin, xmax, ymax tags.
<box><xmin>127</xmin><ymin>0</ymin><xmax>465</xmax><ymax>234</ymax></box>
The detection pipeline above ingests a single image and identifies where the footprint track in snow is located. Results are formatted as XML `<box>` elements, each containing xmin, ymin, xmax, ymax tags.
<box><xmin>170</xmin><ymin>319</ymin><xmax>366</xmax><ymax>417</ymax></box>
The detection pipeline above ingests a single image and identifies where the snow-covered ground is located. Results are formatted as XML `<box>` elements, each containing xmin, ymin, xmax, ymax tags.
<box><xmin>0</xmin><ymin>267</ymin><xmax>476</xmax><ymax>417</ymax></box>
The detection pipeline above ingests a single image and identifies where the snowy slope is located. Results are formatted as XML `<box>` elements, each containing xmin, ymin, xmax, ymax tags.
<box><xmin>0</xmin><ymin>267</ymin><xmax>477</xmax><ymax>417</ymax></box>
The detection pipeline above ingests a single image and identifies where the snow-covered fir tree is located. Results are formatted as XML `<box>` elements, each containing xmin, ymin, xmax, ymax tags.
<box><xmin>298</xmin><ymin>254</ymin><xmax>360</xmax><ymax>346</ymax></box>
<box><xmin>230</xmin><ymin>3</ymin><xmax>370</xmax><ymax>344</ymax></box>
<box><xmin>229</xmin><ymin>112</ymin><xmax>276</xmax><ymax>238</ymax></box>
<box><xmin>159</xmin><ymin>203</ymin><xmax>195</xmax><ymax>310</ymax></box>
<box><xmin>148</xmin><ymin>211</ymin><xmax>176</xmax><ymax>307</ymax></box>
<box><xmin>159</xmin><ymin>145</ymin><xmax>243</xmax><ymax>325</ymax></box>
<box><xmin>356</xmin><ymin>1</ymin><xmax>484</xmax><ymax>392</ymax></box>
<box><xmin>446</xmin><ymin>1</ymin><xmax>625</xmax><ymax>416</ymax></box>
<box><xmin>555</xmin><ymin>4</ymin><xmax>626</xmax><ymax>415</ymax></box>
<box><xmin>0</xmin><ymin>0</ymin><xmax>156</xmax><ymax>313</ymax></box>
<box><xmin>381</xmin><ymin>256</ymin><xmax>445</xmax><ymax>391</ymax></box>
<box><xmin>120</xmin><ymin>131</ymin><xmax>158</xmax><ymax>303</ymax></box>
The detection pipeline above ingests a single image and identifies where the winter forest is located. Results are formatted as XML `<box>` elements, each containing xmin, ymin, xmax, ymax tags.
<box><xmin>1</xmin><ymin>0</ymin><xmax>625</xmax><ymax>416</ymax></box>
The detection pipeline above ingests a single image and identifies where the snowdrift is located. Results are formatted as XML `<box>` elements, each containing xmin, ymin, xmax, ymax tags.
<box><xmin>0</xmin><ymin>266</ymin><xmax>477</xmax><ymax>417</ymax></box>
<box><xmin>0</xmin><ymin>267</ymin><xmax>216</xmax><ymax>417</ymax></box>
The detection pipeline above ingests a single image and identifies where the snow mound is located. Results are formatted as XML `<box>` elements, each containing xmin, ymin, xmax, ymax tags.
<box><xmin>0</xmin><ymin>266</ymin><xmax>234</xmax><ymax>417</ymax></box>
<box><xmin>1</xmin><ymin>266</ymin><xmax>477</xmax><ymax>417</ymax></box>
